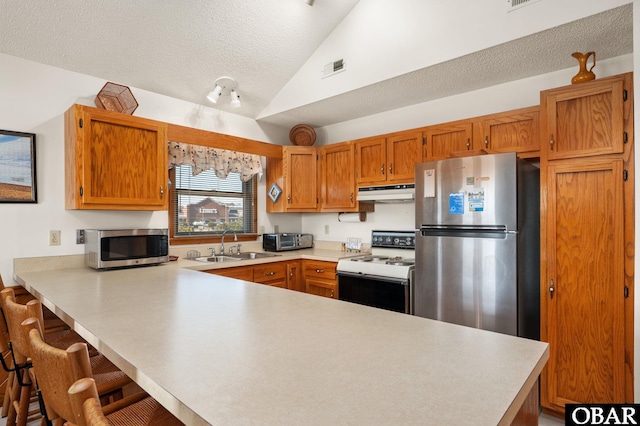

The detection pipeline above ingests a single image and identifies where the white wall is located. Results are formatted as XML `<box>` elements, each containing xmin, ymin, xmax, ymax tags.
<box><xmin>0</xmin><ymin>53</ymin><xmax>296</xmax><ymax>283</ymax></box>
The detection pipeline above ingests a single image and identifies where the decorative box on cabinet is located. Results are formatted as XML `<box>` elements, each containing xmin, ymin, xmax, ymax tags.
<box><xmin>64</xmin><ymin>104</ymin><xmax>168</xmax><ymax>210</ymax></box>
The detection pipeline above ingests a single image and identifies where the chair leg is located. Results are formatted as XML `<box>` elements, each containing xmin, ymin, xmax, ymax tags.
<box><xmin>5</xmin><ymin>370</ymin><xmax>20</xmax><ymax>426</ymax></box>
<box><xmin>2</xmin><ymin>369</ymin><xmax>14</xmax><ymax>417</ymax></box>
<box><xmin>15</xmin><ymin>369</ymin><xmax>32</xmax><ymax>426</ymax></box>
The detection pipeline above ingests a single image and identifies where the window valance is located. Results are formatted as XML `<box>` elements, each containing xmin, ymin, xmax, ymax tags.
<box><xmin>168</xmin><ymin>141</ymin><xmax>263</xmax><ymax>182</ymax></box>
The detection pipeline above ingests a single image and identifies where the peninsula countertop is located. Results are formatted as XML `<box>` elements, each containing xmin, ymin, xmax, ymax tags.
<box><xmin>14</xmin><ymin>260</ymin><xmax>548</xmax><ymax>425</ymax></box>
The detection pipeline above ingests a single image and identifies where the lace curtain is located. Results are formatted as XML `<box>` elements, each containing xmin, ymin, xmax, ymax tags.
<box><xmin>168</xmin><ymin>141</ymin><xmax>263</xmax><ymax>182</ymax></box>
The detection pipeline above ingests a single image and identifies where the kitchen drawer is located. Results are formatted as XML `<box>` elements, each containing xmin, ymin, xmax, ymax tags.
<box><xmin>204</xmin><ymin>266</ymin><xmax>253</xmax><ymax>282</ymax></box>
<box><xmin>303</xmin><ymin>260</ymin><xmax>337</xmax><ymax>281</ymax></box>
<box><xmin>253</xmin><ymin>262</ymin><xmax>287</xmax><ymax>284</ymax></box>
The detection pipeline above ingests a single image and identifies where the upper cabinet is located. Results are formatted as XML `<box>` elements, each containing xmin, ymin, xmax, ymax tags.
<box><xmin>474</xmin><ymin>106</ymin><xmax>540</xmax><ymax>157</ymax></box>
<box><xmin>540</xmin><ymin>76</ymin><xmax>626</xmax><ymax>160</ymax></box>
<box><xmin>319</xmin><ymin>142</ymin><xmax>357</xmax><ymax>212</ymax></box>
<box><xmin>355</xmin><ymin>130</ymin><xmax>421</xmax><ymax>186</ymax></box>
<box><xmin>266</xmin><ymin>146</ymin><xmax>318</xmax><ymax>213</ymax></box>
<box><xmin>422</xmin><ymin>121</ymin><xmax>473</xmax><ymax>161</ymax></box>
<box><xmin>65</xmin><ymin>104</ymin><xmax>168</xmax><ymax>210</ymax></box>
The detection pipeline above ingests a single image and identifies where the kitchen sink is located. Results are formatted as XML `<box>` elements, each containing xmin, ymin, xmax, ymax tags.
<box><xmin>194</xmin><ymin>256</ymin><xmax>242</xmax><ymax>263</ymax></box>
<box><xmin>230</xmin><ymin>252</ymin><xmax>281</xmax><ymax>260</ymax></box>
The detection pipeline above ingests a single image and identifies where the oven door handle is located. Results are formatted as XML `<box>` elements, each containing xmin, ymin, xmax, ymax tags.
<box><xmin>336</xmin><ymin>271</ymin><xmax>409</xmax><ymax>285</ymax></box>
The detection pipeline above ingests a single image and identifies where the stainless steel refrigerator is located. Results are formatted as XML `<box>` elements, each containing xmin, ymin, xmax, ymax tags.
<box><xmin>414</xmin><ymin>152</ymin><xmax>539</xmax><ymax>339</ymax></box>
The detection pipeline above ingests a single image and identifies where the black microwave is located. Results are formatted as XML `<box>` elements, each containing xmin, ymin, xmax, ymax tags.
<box><xmin>85</xmin><ymin>229</ymin><xmax>169</xmax><ymax>270</ymax></box>
<box><xmin>263</xmin><ymin>233</ymin><xmax>313</xmax><ymax>252</ymax></box>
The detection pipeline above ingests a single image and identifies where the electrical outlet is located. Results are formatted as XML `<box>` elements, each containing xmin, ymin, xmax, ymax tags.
<box><xmin>274</xmin><ymin>225</ymin><xmax>279</xmax><ymax>233</ymax></box>
<box><xmin>324</xmin><ymin>224</ymin><xmax>330</xmax><ymax>235</ymax></box>
<box><xmin>49</xmin><ymin>230</ymin><xmax>61</xmax><ymax>246</ymax></box>
<box><xmin>76</xmin><ymin>229</ymin><xmax>85</xmax><ymax>244</ymax></box>
<box><xmin>258</xmin><ymin>226</ymin><xmax>265</xmax><ymax>235</ymax></box>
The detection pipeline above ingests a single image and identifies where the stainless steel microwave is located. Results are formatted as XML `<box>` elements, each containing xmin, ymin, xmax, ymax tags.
<box><xmin>85</xmin><ymin>229</ymin><xmax>169</xmax><ymax>270</ymax></box>
<box><xmin>263</xmin><ymin>233</ymin><xmax>313</xmax><ymax>252</ymax></box>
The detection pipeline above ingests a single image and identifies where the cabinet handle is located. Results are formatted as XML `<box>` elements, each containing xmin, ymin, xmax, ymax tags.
<box><xmin>287</xmin><ymin>194</ymin><xmax>291</xmax><ymax>204</ymax></box>
<box><xmin>381</xmin><ymin>164</ymin><xmax>385</xmax><ymax>175</ymax></box>
<box><xmin>466</xmin><ymin>138</ymin><xmax>471</xmax><ymax>150</ymax></box>
<box><xmin>484</xmin><ymin>136</ymin><xmax>489</xmax><ymax>148</ymax></box>
<box><xmin>350</xmin><ymin>193</ymin><xmax>354</xmax><ymax>203</ymax></box>
<box><xmin>330</xmin><ymin>289</ymin><xmax>334</xmax><ymax>298</ymax></box>
<box><xmin>160</xmin><ymin>185</ymin><xmax>164</xmax><ymax>199</ymax></box>
<box><xmin>265</xmin><ymin>271</ymin><xmax>275</xmax><ymax>276</ymax></box>
<box><xmin>316</xmin><ymin>269</ymin><xmax>324</xmax><ymax>273</ymax></box>
<box><xmin>549</xmin><ymin>279</ymin><xmax>555</xmax><ymax>299</ymax></box>
<box><xmin>389</xmin><ymin>163</ymin><xmax>393</xmax><ymax>174</ymax></box>
<box><xmin>289</xmin><ymin>270</ymin><xmax>293</xmax><ymax>278</ymax></box>
<box><xmin>549</xmin><ymin>134</ymin><xmax>554</xmax><ymax>151</ymax></box>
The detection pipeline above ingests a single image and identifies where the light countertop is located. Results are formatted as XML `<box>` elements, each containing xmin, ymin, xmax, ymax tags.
<box><xmin>14</xmin><ymin>255</ymin><xmax>548</xmax><ymax>425</ymax></box>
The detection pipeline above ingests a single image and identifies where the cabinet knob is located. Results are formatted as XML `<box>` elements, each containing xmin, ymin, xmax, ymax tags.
<box><xmin>287</xmin><ymin>194</ymin><xmax>291</xmax><ymax>204</ymax></box>
<box><xmin>350</xmin><ymin>193</ymin><xmax>354</xmax><ymax>203</ymax></box>
<box><xmin>266</xmin><ymin>271</ymin><xmax>275</xmax><ymax>276</ymax></box>
<box><xmin>330</xmin><ymin>289</ymin><xmax>334</xmax><ymax>298</ymax></box>
<box><xmin>549</xmin><ymin>279</ymin><xmax>555</xmax><ymax>299</ymax></box>
<box><xmin>389</xmin><ymin>163</ymin><xmax>393</xmax><ymax>174</ymax></box>
<box><xmin>466</xmin><ymin>138</ymin><xmax>471</xmax><ymax>150</ymax></box>
<box><xmin>381</xmin><ymin>164</ymin><xmax>385</xmax><ymax>175</ymax></box>
<box><xmin>316</xmin><ymin>269</ymin><xmax>324</xmax><ymax>273</ymax></box>
<box><xmin>160</xmin><ymin>185</ymin><xmax>164</xmax><ymax>198</ymax></box>
<box><xmin>484</xmin><ymin>136</ymin><xmax>489</xmax><ymax>148</ymax></box>
<box><xmin>549</xmin><ymin>134</ymin><xmax>554</xmax><ymax>151</ymax></box>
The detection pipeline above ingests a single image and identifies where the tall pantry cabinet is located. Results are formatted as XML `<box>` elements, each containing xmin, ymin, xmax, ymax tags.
<box><xmin>539</xmin><ymin>73</ymin><xmax>634</xmax><ymax>415</ymax></box>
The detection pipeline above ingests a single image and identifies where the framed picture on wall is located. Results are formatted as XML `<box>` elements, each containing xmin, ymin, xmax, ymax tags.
<box><xmin>0</xmin><ymin>129</ymin><xmax>37</xmax><ymax>203</ymax></box>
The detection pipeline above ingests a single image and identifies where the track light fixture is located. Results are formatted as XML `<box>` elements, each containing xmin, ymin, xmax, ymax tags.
<box><xmin>207</xmin><ymin>76</ymin><xmax>241</xmax><ymax>108</ymax></box>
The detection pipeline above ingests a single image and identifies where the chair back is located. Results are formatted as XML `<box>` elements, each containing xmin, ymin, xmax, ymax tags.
<box><xmin>68</xmin><ymin>377</ymin><xmax>111</xmax><ymax>426</ymax></box>
<box><xmin>22</xmin><ymin>317</ymin><xmax>93</xmax><ymax>424</ymax></box>
<box><xmin>0</xmin><ymin>288</ymin><xmax>44</xmax><ymax>364</ymax></box>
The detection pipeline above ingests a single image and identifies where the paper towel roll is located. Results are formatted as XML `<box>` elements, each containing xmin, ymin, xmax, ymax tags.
<box><xmin>338</xmin><ymin>212</ymin><xmax>365</xmax><ymax>223</ymax></box>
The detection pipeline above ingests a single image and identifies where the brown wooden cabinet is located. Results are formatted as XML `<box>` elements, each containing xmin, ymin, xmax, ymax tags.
<box><xmin>253</xmin><ymin>262</ymin><xmax>287</xmax><ymax>288</ymax></box>
<box><xmin>319</xmin><ymin>142</ymin><xmax>357</xmax><ymax>211</ymax></box>
<box><xmin>422</xmin><ymin>121</ymin><xmax>473</xmax><ymax>161</ymax></box>
<box><xmin>64</xmin><ymin>104</ymin><xmax>168</xmax><ymax>210</ymax></box>
<box><xmin>303</xmin><ymin>260</ymin><xmax>338</xmax><ymax>299</ymax></box>
<box><xmin>355</xmin><ymin>130</ymin><xmax>421</xmax><ymax>186</ymax></box>
<box><xmin>205</xmin><ymin>265</ymin><xmax>253</xmax><ymax>281</ymax></box>
<box><xmin>539</xmin><ymin>72</ymin><xmax>634</xmax><ymax>416</ymax></box>
<box><xmin>473</xmin><ymin>106</ymin><xmax>540</xmax><ymax>157</ymax></box>
<box><xmin>286</xmin><ymin>260</ymin><xmax>304</xmax><ymax>292</ymax></box>
<box><xmin>266</xmin><ymin>146</ymin><xmax>317</xmax><ymax>212</ymax></box>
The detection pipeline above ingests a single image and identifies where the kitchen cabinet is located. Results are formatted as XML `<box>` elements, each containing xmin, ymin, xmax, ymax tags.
<box><xmin>319</xmin><ymin>142</ymin><xmax>357</xmax><ymax>211</ymax></box>
<box><xmin>304</xmin><ymin>260</ymin><xmax>338</xmax><ymax>299</ymax></box>
<box><xmin>286</xmin><ymin>261</ymin><xmax>304</xmax><ymax>292</ymax></box>
<box><xmin>205</xmin><ymin>265</ymin><xmax>253</xmax><ymax>281</ymax></box>
<box><xmin>266</xmin><ymin>146</ymin><xmax>317</xmax><ymax>212</ymax></box>
<box><xmin>64</xmin><ymin>104</ymin><xmax>168</xmax><ymax>210</ymax></box>
<box><xmin>473</xmin><ymin>106</ymin><xmax>540</xmax><ymax>157</ymax></box>
<box><xmin>539</xmin><ymin>72</ymin><xmax>634</xmax><ymax>416</ymax></box>
<box><xmin>422</xmin><ymin>121</ymin><xmax>473</xmax><ymax>161</ymax></box>
<box><xmin>253</xmin><ymin>263</ymin><xmax>287</xmax><ymax>288</ymax></box>
<box><xmin>354</xmin><ymin>130</ymin><xmax>421</xmax><ymax>186</ymax></box>
<box><xmin>541</xmin><ymin>75</ymin><xmax>626</xmax><ymax>160</ymax></box>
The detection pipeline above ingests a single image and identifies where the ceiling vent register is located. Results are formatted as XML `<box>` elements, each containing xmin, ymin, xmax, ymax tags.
<box><xmin>321</xmin><ymin>59</ymin><xmax>345</xmax><ymax>79</ymax></box>
<box><xmin>507</xmin><ymin>0</ymin><xmax>541</xmax><ymax>12</ymax></box>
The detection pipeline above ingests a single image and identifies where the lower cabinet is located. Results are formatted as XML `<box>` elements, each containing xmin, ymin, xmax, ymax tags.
<box><xmin>204</xmin><ymin>259</ymin><xmax>339</xmax><ymax>299</ymax></box>
<box><xmin>303</xmin><ymin>260</ymin><xmax>338</xmax><ymax>299</ymax></box>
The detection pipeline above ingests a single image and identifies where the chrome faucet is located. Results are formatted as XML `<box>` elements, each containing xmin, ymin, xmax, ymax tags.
<box><xmin>220</xmin><ymin>230</ymin><xmax>237</xmax><ymax>255</ymax></box>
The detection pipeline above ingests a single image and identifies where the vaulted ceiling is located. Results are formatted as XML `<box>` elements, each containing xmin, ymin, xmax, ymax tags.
<box><xmin>0</xmin><ymin>1</ymin><xmax>632</xmax><ymax>130</ymax></box>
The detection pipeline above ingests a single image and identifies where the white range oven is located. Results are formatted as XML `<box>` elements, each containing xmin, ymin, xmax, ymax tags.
<box><xmin>336</xmin><ymin>230</ymin><xmax>415</xmax><ymax>314</ymax></box>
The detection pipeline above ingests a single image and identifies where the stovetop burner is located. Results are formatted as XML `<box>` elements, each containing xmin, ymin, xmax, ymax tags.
<box><xmin>351</xmin><ymin>255</ymin><xmax>390</xmax><ymax>262</ymax></box>
<box><xmin>385</xmin><ymin>258</ymin><xmax>415</xmax><ymax>266</ymax></box>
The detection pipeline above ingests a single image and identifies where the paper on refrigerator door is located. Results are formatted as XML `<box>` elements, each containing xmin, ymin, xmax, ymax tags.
<box><xmin>423</xmin><ymin>169</ymin><xmax>436</xmax><ymax>197</ymax></box>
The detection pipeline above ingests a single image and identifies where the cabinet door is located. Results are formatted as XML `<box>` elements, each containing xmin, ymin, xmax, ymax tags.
<box><xmin>386</xmin><ymin>130</ymin><xmax>421</xmax><ymax>183</ymax></box>
<box><xmin>253</xmin><ymin>262</ymin><xmax>287</xmax><ymax>287</ymax></box>
<box><xmin>320</xmin><ymin>142</ymin><xmax>356</xmax><ymax>211</ymax></box>
<box><xmin>355</xmin><ymin>137</ymin><xmax>387</xmax><ymax>185</ymax></box>
<box><xmin>541</xmin><ymin>77</ymin><xmax>625</xmax><ymax>160</ymax></box>
<box><xmin>283</xmin><ymin>146</ymin><xmax>317</xmax><ymax>211</ymax></box>
<box><xmin>65</xmin><ymin>105</ymin><xmax>168</xmax><ymax>210</ymax></box>
<box><xmin>305</xmin><ymin>278</ymin><xmax>337</xmax><ymax>299</ymax></box>
<box><xmin>204</xmin><ymin>266</ymin><xmax>253</xmax><ymax>281</ymax></box>
<box><xmin>423</xmin><ymin>122</ymin><xmax>473</xmax><ymax>161</ymax></box>
<box><xmin>541</xmin><ymin>158</ymin><xmax>625</xmax><ymax>411</ymax></box>
<box><xmin>477</xmin><ymin>106</ymin><xmax>540</xmax><ymax>156</ymax></box>
<box><xmin>286</xmin><ymin>261</ymin><xmax>304</xmax><ymax>292</ymax></box>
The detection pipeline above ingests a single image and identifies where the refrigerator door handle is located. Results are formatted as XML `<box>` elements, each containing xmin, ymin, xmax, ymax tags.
<box><xmin>419</xmin><ymin>225</ymin><xmax>509</xmax><ymax>239</ymax></box>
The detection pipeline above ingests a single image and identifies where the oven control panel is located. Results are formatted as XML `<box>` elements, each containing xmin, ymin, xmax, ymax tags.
<box><xmin>371</xmin><ymin>230</ymin><xmax>415</xmax><ymax>249</ymax></box>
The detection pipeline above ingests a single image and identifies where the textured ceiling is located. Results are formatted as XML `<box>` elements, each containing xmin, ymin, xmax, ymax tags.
<box><xmin>0</xmin><ymin>1</ymin><xmax>632</xmax><ymax>130</ymax></box>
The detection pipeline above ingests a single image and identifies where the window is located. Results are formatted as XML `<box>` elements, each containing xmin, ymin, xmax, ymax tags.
<box><xmin>169</xmin><ymin>165</ymin><xmax>257</xmax><ymax>244</ymax></box>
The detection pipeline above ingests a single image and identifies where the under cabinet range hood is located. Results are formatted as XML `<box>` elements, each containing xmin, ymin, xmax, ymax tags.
<box><xmin>356</xmin><ymin>184</ymin><xmax>415</xmax><ymax>202</ymax></box>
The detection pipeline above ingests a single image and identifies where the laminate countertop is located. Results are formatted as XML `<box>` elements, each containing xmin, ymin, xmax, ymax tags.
<box><xmin>14</xmin><ymin>259</ymin><xmax>548</xmax><ymax>425</ymax></box>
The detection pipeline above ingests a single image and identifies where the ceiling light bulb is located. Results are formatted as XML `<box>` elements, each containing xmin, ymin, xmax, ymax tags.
<box><xmin>230</xmin><ymin>90</ymin><xmax>241</xmax><ymax>108</ymax></box>
<box><xmin>207</xmin><ymin>85</ymin><xmax>223</xmax><ymax>103</ymax></box>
